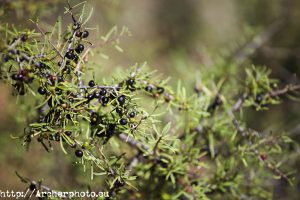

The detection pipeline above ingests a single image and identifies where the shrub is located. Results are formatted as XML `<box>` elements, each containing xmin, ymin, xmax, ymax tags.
<box><xmin>0</xmin><ymin>2</ymin><xmax>299</xmax><ymax>200</ymax></box>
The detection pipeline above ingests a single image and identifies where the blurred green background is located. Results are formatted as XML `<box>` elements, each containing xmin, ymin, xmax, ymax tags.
<box><xmin>0</xmin><ymin>0</ymin><xmax>300</xmax><ymax>199</ymax></box>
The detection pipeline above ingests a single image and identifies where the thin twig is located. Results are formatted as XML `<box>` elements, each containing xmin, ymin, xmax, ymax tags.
<box><xmin>233</xmin><ymin>19</ymin><xmax>284</xmax><ymax>65</ymax></box>
<box><xmin>117</xmin><ymin>133</ymin><xmax>150</xmax><ymax>152</ymax></box>
<box><xmin>33</xmin><ymin>22</ymin><xmax>64</xmax><ymax>58</ymax></box>
<box><xmin>269</xmin><ymin>84</ymin><xmax>300</xmax><ymax>97</ymax></box>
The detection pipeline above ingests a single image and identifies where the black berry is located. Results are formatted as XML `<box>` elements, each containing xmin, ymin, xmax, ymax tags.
<box><xmin>63</xmin><ymin>67</ymin><xmax>71</xmax><ymax>74</ymax></box>
<box><xmin>75</xmin><ymin>44</ymin><xmax>84</xmax><ymax>53</ymax></box>
<box><xmin>21</xmin><ymin>34</ymin><xmax>28</xmax><ymax>42</ymax></box>
<box><xmin>115</xmin><ymin>180</ymin><xmax>125</xmax><ymax>187</ymax></box>
<box><xmin>20</xmin><ymin>56</ymin><xmax>28</xmax><ymax>62</ymax></box>
<box><xmin>129</xmin><ymin>112</ymin><xmax>135</xmax><ymax>118</ymax></box>
<box><xmin>75</xmin><ymin>149</ymin><xmax>83</xmax><ymax>158</ymax></box>
<box><xmin>56</xmin><ymin>88</ymin><xmax>62</xmax><ymax>95</ymax></box>
<box><xmin>39</xmin><ymin>62</ymin><xmax>47</xmax><ymax>68</ymax></box>
<box><xmin>11</xmin><ymin>74</ymin><xmax>19</xmax><ymax>81</ymax></box>
<box><xmin>100</xmin><ymin>88</ymin><xmax>107</xmax><ymax>96</ymax></box>
<box><xmin>102</xmin><ymin>96</ymin><xmax>109</xmax><ymax>103</ymax></box>
<box><xmin>255</xmin><ymin>93</ymin><xmax>264</xmax><ymax>103</ymax></box>
<box><xmin>29</xmin><ymin>183</ymin><xmax>36</xmax><ymax>191</ymax></box>
<box><xmin>58</xmin><ymin>75</ymin><xmax>64</xmax><ymax>83</ymax></box>
<box><xmin>215</xmin><ymin>95</ymin><xmax>222</xmax><ymax>105</ymax></box>
<box><xmin>87</xmin><ymin>93</ymin><xmax>94</xmax><ymax>101</ymax></box>
<box><xmin>65</xmin><ymin>51</ymin><xmax>74</xmax><ymax>60</ymax></box>
<box><xmin>145</xmin><ymin>85</ymin><xmax>153</xmax><ymax>92</ymax></box>
<box><xmin>127</xmin><ymin>78</ymin><xmax>135</xmax><ymax>86</ymax></box>
<box><xmin>18</xmin><ymin>74</ymin><xmax>24</xmax><ymax>81</ymax></box>
<box><xmin>73</xmin><ymin>22</ymin><xmax>81</xmax><ymax>30</ymax></box>
<box><xmin>94</xmin><ymin>92</ymin><xmax>100</xmax><ymax>98</ymax></box>
<box><xmin>54</xmin><ymin>133</ymin><xmax>60</xmax><ymax>141</ymax></box>
<box><xmin>157</xmin><ymin>87</ymin><xmax>165</xmax><ymax>94</ymax></box>
<box><xmin>88</xmin><ymin>80</ymin><xmax>95</xmax><ymax>87</ymax></box>
<box><xmin>102</xmin><ymin>96</ymin><xmax>109</xmax><ymax>106</ymax></box>
<box><xmin>65</xmin><ymin>131</ymin><xmax>72</xmax><ymax>136</ymax></box>
<box><xmin>3</xmin><ymin>55</ymin><xmax>10</xmax><ymax>62</ymax></box>
<box><xmin>38</xmin><ymin>87</ymin><xmax>46</xmax><ymax>95</ymax></box>
<box><xmin>119</xmin><ymin>118</ymin><xmax>128</xmax><ymax>125</ymax></box>
<box><xmin>117</xmin><ymin>95</ymin><xmax>126</xmax><ymax>106</ymax></box>
<box><xmin>73</xmin><ymin>54</ymin><xmax>79</xmax><ymax>63</ymax></box>
<box><xmin>106</xmin><ymin>124</ymin><xmax>116</xmax><ymax>136</ymax></box>
<box><xmin>116</xmin><ymin>107</ymin><xmax>123</xmax><ymax>114</ymax></box>
<box><xmin>82</xmin><ymin>30</ymin><xmax>89</xmax><ymax>38</ymax></box>
<box><xmin>75</xmin><ymin>31</ymin><xmax>82</xmax><ymax>37</ymax></box>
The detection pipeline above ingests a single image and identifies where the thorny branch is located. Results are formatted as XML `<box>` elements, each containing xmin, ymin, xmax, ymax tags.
<box><xmin>227</xmin><ymin>84</ymin><xmax>300</xmax><ymax>183</ymax></box>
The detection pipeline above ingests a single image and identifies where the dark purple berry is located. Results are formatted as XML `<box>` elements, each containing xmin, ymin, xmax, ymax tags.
<box><xmin>38</xmin><ymin>87</ymin><xmax>46</xmax><ymax>95</ymax></box>
<box><xmin>39</xmin><ymin>62</ymin><xmax>47</xmax><ymax>68</ymax></box>
<box><xmin>129</xmin><ymin>112</ymin><xmax>135</xmax><ymax>118</ymax></box>
<box><xmin>102</xmin><ymin>96</ymin><xmax>109</xmax><ymax>103</ymax></box>
<box><xmin>3</xmin><ymin>55</ymin><xmax>10</xmax><ymax>62</ymax></box>
<box><xmin>18</xmin><ymin>74</ymin><xmax>24</xmax><ymax>81</ymax></box>
<box><xmin>73</xmin><ymin>22</ymin><xmax>81</xmax><ymax>30</ymax></box>
<box><xmin>11</xmin><ymin>74</ymin><xmax>19</xmax><ymax>81</ymax></box>
<box><xmin>75</xmin><ymin>31</ymin><xmax>82</xmax><ymax>37</ymax></box>
<box><xmin>75</xmin><ymin>149</ymin><xmax>83</xmax><ymax>158</ymax></box>
<box><xmin>21</xmin><ymin>34</ymin><xmax>28</xmax><ymax>42</ymax></box>
<box><xmin>100</xmin><ymin>88</ymin><xmax>107</xmax><ymax>96</ymax></box>
<box><xmin>106</xmin><ymin>124</ymin><xmax>116</xmax><ymax>136</ymax></box>
<box><xmin>69</xmin><ymin>97</ymin><xmax>74</xmax><ymax>103</ymax></box>
<box><xmin>94</xmin><ymin>92</ymin><xmax>101</xmax><ymax>98</ymax></box>
<box><xmin>127</xmin><ymin>78</ymin><xmax>135</xmax><ymax>86</ymax></box>
<box><xmin>75</xmin><ymin>44</ymin><xmax>84</xmax><ymax>53</ymax></box>
<box><xmin>65</xmin><ymin>51</ymin><xmax>74</xmax><ymax>60</ymax></box>
<box><xmin>145</xmin><ymin>85</ymin><xmax>153</xmax><ymax>92</ymax></box>
<box><xmin>73</xmin><ymin>54</ymin><xmax>79</xmax><ymax>63</ymax></box>
<box><xmin>255</xmin><ymin>93</ymin><xmax>264</xmax><ymax>103</ymax></box>
<box><xmin>116</xmin><ymin>107</ymin><xmax>123</xmax><ymax>114</ymax></box>
<box><xmin>65</xmin><ymin>131</ymin><xmax>72</xmax><ymax>136</ymax></box>
<box><xmin>87</xmin><ymin>93</ymin><xmax>94</xmax><ymax>101</ymax></box>
<box><xmin>82</xmin><ymin>30</ymin><xmax>89</xmax><ymax>38</ymax></box>
<box><xmin>157</xmin><ymin>87</ymin><xmax>165</xmax><ymax>94</ymax></box>
<box><xmin>58</xmin><ymin>75</ymin><xmax>64</xmax><ymax>83</ymax></box>
<box><xmin>119</xmin><ymin>118</ymin><xmax>128</xmax><ymax>125</ymax></box>
<box><xmin>56</xmin><ymin>88</ymin><xmax>62</xmax><ymax>95</ymax></box>
<box><xmin>215</xmin><ymin>95</ymin><xmax>222</xmax><ymax>105</ymax></box>
<box><xmin>54</xmin><ymin>133</ymin><xmax>60</xmax><ymax>141</ymax></box>
<box><xmin>88</xmin><ymin>80</ymin><xmax>95</xmax><ymax>87</ymax></box>
<box><xmin>117</xmin><ymin>95</ymin><xmax>126</xmax><ymax>105</ymax></box>
<box><xmin>29</xmin><ymin>183</ymin><xmax>36</xmax><ymax>191</ymax></box>
<box><xmin>63</xmin><ymin>67</ymin><xmax>71</xmax><ymax>74</ymax></box>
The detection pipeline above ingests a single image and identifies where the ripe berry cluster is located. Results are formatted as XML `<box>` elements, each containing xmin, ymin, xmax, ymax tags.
<box><xmin>0</xmin><ymin>6</ymin><xmax>175</xmax><ymax>193</ymax></box>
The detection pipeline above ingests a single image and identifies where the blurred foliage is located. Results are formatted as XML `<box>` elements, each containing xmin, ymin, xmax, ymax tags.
<box><xmin>0</xmin><ymin>0</ymin><xmax>300</xmax><ymax>200</ymax></box>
